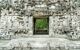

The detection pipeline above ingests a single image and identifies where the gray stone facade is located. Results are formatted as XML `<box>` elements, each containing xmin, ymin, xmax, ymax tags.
<box><xmin>1</xmin><ymin>0</ymin><xmax>80</xmax><ymax>50</ymax></box>
<box><xmin>0</xmin><ymin>0</ymin><xmax>80</xmax><ymax>39</ymax></box>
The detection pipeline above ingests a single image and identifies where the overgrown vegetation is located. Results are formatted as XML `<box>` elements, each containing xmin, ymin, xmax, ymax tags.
<box><xmin>35</xmin><ymin>19</ymin><xmax>48</xmax><ymax>29</ymax></box>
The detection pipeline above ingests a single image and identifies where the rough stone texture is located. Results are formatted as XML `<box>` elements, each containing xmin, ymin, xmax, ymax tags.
<box><xmin>1</xmin><ymin>38</ymin><xmax>79</xmax><ymax>50</ymax></box>
<box><xmin>0</xmin><ymin>11</ymin><xmax>80</xmax><ymax>39</ymax></box>
<box><xmin>1</xmin><ymin>0</ymin><xmax>80</xmax><ymax>50</ymax></box>
<box><xmin>0</xmin><ymin>0</ymin><xmax>80</xmax><ymax>39</ymax></box>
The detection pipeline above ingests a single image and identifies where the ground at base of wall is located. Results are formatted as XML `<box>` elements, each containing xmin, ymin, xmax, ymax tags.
<box><xmin>0</xmin><ymin>38</ymin><xmax>80</xmax><ymax>50</ymax></box>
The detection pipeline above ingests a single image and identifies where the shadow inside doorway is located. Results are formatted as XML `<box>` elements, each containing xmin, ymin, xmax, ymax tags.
<box><xmin>33</xmin><ymin>17</ymin><xmax>49</xmax><ymax>35</ymax></box>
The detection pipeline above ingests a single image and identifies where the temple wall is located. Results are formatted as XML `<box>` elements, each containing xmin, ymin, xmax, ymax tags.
<box><xmin>49</xmin><ymin>15</ymin><xmax>80</xmax><ymax>38</ymax></box>
<box><xmin>0</xmin><ymin>0</ymin><xmax>80</xmax><ymax>39</ymax></box>
<box><xmin>0</xmin><ymin>14</ymin><xmax>80</xmax><ymax>38</ymax></box>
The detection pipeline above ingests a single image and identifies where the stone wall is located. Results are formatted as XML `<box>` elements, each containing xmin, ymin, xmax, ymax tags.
<box><xmin>0</xmin><ymin>15</ymin><xmax>33</xmax><ymax>36</ymax></box>
<box><xmin>0</xmin><ymin>0</ymin><xmax>80</xmax><ymax>39</ymax></box>
<box><xmin>49</xmin><ymin>14</ymin><xmax>80</xmax><ymax>38</ymax></box>
<box><xmin>0</xmin><ymin>13</ymin><xmax>80</xmax><ymax>38</ymax></box>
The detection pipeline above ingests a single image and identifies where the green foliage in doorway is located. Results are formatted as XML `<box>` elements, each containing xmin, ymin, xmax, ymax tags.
<box><xmin>35</xmin><ymin>19</ymin><xmax>48</xmax><ymax>29</ymax></box>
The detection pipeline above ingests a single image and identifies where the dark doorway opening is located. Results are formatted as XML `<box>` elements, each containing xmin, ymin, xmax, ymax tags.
<box><xmin>33</xmin><ymin>17</ymin><xmax>49</xmax><ymax>35</ymax></box>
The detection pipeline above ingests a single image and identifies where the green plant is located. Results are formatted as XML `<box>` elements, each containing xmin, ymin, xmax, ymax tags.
<box><xmin>35</xmin><ymin>19</ymin><xmax>48</xmax><ymax>29</ymax></box>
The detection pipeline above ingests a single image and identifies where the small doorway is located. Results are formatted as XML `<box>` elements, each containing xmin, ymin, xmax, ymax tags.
<box><xmin>33</xmin><ymin>17</ymin><xmax>49</xmax><ymax>35</ymax></box>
